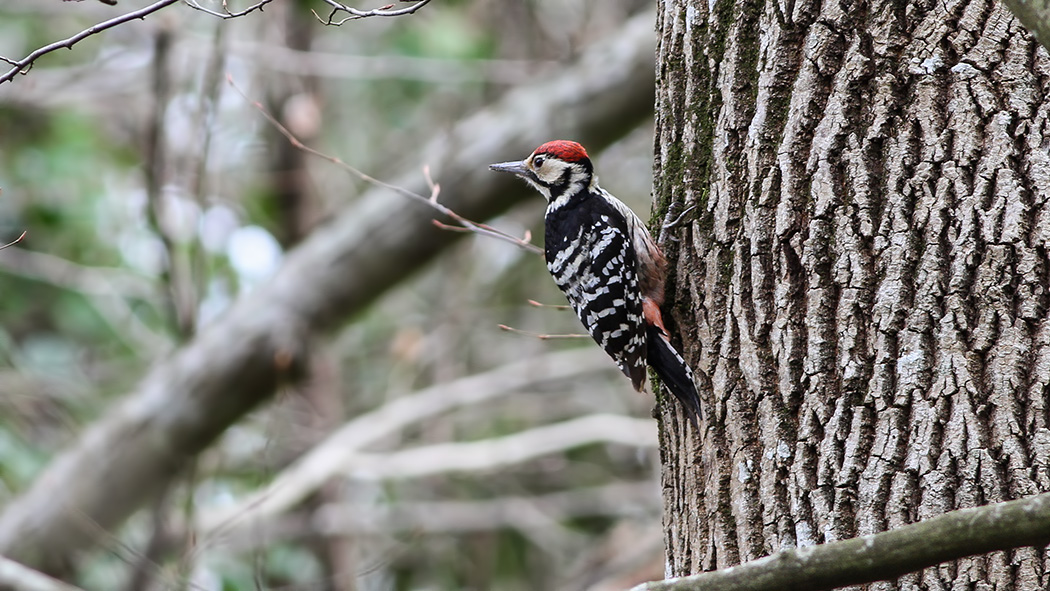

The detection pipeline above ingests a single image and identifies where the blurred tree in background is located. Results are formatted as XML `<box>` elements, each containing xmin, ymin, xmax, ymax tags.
<box><xmin>0</xmin><ymin>2</ymin><xmax>666</xmax><ymax>589</ymax></box>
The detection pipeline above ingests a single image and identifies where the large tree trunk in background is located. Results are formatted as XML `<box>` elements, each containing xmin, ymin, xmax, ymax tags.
<box><xmin>654</xmin><ymin>0</ymin><xmax>1050</xmax><ymax>588</ymax></box>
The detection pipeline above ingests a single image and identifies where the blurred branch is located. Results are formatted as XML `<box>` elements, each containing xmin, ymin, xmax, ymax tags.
<box><xmin>1002</xmin><ymin>0</ymin><xmax>1050</xmax><ymax>52</ymax></box>
<box><xmin>315</xmin><ymin>0</ymin><xmax>433</xmax><ymax>25</ymax></box>
<box><xmin>331</xmin><ymin>414</ymin><xmax>655</xmax><ymax>480</ymax></box>
<box><xmin>631</xmin><ymin>492</ymin><xmax>1050</xmax><ymax>591</ymax></box>
<box><xmin>321</xmin><ymin>480</ymin><xmax>658</xmax><ymax>533</ymax></box>
<box><xmin>213</xmin><ymin>482</ymin><xmax>660</xmax><ymax>553</ymax></box>
<box><xmin>0</xmin><ymin>248</ymin><xmax>170</xmax><ymax>355</ymax></box>
<box><xmin>0</xmin><ymin>49</ymin><xmax>557</xmax><ymax>109</ymax></box>
<box><xmin>209</xmin><ymin>413</ymin><xmax>656</xmax><ymax>557</ymax></box>
<box><xmin>227</xmin><ymin>41</ymin><xmax>556</xmax><ymax>83</ymax></box>
<box><xmin>143</xmin><ymin>28</ymin><xmax>196</xmax><ymax>338</ymax></box>
<box><xmin>0</xmin><ymin>11</ymin><xmax>657</xmax><ymax>571</ymax></box>
<box><xmin>197</xmin><ymin>348</ymin><xmax>616</xmax><ymax>534</ymax></box>
<box><xmin>0</xmin><ymin>555</ymin><xmax>86</xmax><ymax>591</ymax></box>
<box><xmin>0</xmin><ymin>248</ymin><xmax>155</xmax><ymax>298</ymax></box>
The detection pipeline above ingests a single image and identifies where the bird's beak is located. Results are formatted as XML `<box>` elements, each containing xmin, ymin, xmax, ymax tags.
<box><xmin>489</xmin><ymin>160</ymin><xmax>529</xmax><ymax>177</ymax></box>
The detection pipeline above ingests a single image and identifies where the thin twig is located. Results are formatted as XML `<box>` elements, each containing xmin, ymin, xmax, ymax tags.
<box><xmin>312</xmin><ymin>0</ymin><xmax>433</xmax><ymax>25</ymax></box>
<box><xmin>182</xmin><ymin>0</ymin><xmax>274</xmax><ymax>19</ymax></box>
<box><xmin>0</xmin><ymin>0</ymin><xmax>284</xmax><ymax>86</ymax></box>
<box><xmin>227</xmin><ymin>75</ymin><xmax>543</xmax><ymax>255</ymax></box>
<box><xmin>0</xmin><ymin>231</ymin><xmax>27</xmax><ymax>251</ymax></box>
<box><xmin>498</xmin><ymin>325</ymin><xmax>589</xmax><ymax>340</ymax></box>
<box><xmin>527</xmin><ymin>299</ymin><xmax>570</xmax><ymax>310</ymax></box>
<box><xmin>0</xmin><ymin>555</ymin><xmax>87</xmax><ymax>591</ymax></box>
<box><xmin>0</xmin><ymin>0</ymin><xmax>181</xmax><ymax>85</ymax></box>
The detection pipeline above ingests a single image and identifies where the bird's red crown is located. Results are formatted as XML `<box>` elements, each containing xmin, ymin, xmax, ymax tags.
<box><xmin>533</xmin><ymin>140</ymin><xmax>589</xmax><ymax>163</ymax></box>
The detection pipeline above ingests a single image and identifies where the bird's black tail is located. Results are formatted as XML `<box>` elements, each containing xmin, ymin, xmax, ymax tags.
<box><xmin>646</xmin><ymin>325</ymin><xmax>701</xmax><ymax>428</ymax></box>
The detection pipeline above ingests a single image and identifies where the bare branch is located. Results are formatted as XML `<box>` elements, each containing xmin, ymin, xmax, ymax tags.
<box><xmin>527</xmin><ymin>299</ymin><xmax>571</xmax><ymax>310</ymax></box>
<box><xmin>0</xmin><ymin>247</ymin><xmax>156</xmax><ymax>299</ymax></box>
<box><xmin>0</xmin><ymin>0</ymin><xmax>284</xmax><ymax>86</ymax></box>
<box><xmin>0</xmin><ymin>231</ymin><xmax>27</xmax><ymax>251</ymax></box>
<box><xmin>334</xmin><ymin>414</ymin><xmax>656</xmax><ymax>480</ymax></box>
<box><xmin>0</xmin><ymin>555</ymin><xmax>86</xmax><ymax>591</ymax></box>
<box><xmin>0</xmin><ymin>247</ymin><xmax>170</xmax><ymax>355</ymax></box>
<box><xmin>211</xmin><ymin>482</ymin><xmax>660</xmax><ymax>553</ymax></box>
<box><xmin>229</xmin><ymin>76</ymin><xmax>544</xmax><ymax>255</ymax></box>
<box><xmin>327</xmin><ymin>481</ymin><xmax>659</xmax><ymax>533</ymax></box>
<box><xmin>196</xmin><ymin>348</ymin><xmax>617</xmax><ymax>535</ymax></box>
<box><xmin>182</xmin><ymin>0</ymin><xmax>275</xmax><ymax>19</ymax></box>
<box><xmin>223</xmin><ymin>41</ymin><xmax>555</xmax><ymax>83</ymax></box>
<box><xmin>498</xmin><ymin>324</ymin><xmax>589</xmax><ymax>340</ymax></box>
<box><xmin>632</xmin><ymin>492</ymin><xmax>1050</xmax><ymax>591</ymax></box>
<box><xmin>0</xmin><ymin>0</ymin><xmax>181</xmax><ymax>86</ymax></box>
<box><xmin>313</xmin><ymin>0</ymin><xmax>432</xmax><ymax>25</ymax></box>
<box><xmin>200</xmin><ymin>414</ymin><xmax>655</xmax><ymax>554</ymax></box>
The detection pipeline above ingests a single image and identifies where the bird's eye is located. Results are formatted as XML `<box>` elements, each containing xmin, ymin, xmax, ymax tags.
<box><xmin>533</xmin><ymin>155</ymin><xmax>545</xmax><ymax>168</ymax></box>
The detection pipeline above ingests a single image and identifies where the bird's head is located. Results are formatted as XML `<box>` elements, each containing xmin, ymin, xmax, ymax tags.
<box><xmin>489</xmin><ymin>140</ymin><xmax>595</xmax><ymax>201</ymax></box>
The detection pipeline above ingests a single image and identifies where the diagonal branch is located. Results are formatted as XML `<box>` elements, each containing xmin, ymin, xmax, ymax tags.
<box><xmin>329</xmin><ymin>414</ymin><xmax>656</xmax><ymax>480</ymax></box>
<box><xmin>196</xmin><ymin>414</ymin><xmax>655</xmax><ymax>555</ymax></box>
<box><xmin>0</xmin><ymin>555</ymin><xmax>86</xmax><ymax>591</ymax></box>
<box><xmin>0</xmin><ymin>0</ymin><xmax>422</xmax><ymax>86</ymax></box>
<box><xmin>0</xmin><ymin>0</ymin><xmax>181</xmax><ymax>85</ymax></box>
<box><xmin>213</xmin><ymin>481</ymin><xmax>660</xmax><ymax>553</ymax></box>
<box><xmin>229</xmin><ymin>78</ymin><xmax>543</xmax><ymax>254</ymax></box>
<box><xmin>0</xmin><ymin>11</ymin><xmax>658</xmax><ymax>572</ymax></box>
<box><xmin>632</xmin><ymin>492</ymin><xmax>1050</xmax><ymax>591</ymax></box>
<box><xmin>196</xmin><ymin>348</ymin><xmax>616</xmax><ymax>535</ymax></box>
<box><xmin>0</xmin><ymin>231</ymin><xmax>27</xmax><ymax>251</ymax></box>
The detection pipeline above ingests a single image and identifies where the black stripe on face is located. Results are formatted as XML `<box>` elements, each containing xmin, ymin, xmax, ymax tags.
<box><xmin>544</xmin><ymin>162</ymin><xmax>591</xmax><ymax>198</ymax></box>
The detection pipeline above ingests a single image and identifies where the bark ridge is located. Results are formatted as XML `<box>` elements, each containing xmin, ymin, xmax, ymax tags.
<box><xmin>655</xmin><ymin>0</ymin><xmax>1050</xmax><ymax>588</ymax></box>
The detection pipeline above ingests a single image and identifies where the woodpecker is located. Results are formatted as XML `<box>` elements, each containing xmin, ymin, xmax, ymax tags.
<box><xmin>490</xmin><ymin>140</ymin><xmax>701</xmax><ymax>426</ymax></box>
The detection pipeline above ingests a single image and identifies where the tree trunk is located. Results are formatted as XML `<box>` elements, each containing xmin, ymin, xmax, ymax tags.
<box><xmin>653</xmin><ymin>0</ymin><xmax>1050</xmax><ymax>588</ymax></box>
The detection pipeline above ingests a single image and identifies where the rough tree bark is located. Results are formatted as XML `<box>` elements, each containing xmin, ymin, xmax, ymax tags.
<box><xmin>654</xmin><ymin>0</ymin><xmax>1050</xmax><ymax>589</ymax></box>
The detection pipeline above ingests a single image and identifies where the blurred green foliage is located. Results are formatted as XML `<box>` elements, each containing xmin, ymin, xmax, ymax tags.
<box><xmin>0</xmin><ymin>1</ymin><xmax>658</xmax><ymax>589</ymax></box>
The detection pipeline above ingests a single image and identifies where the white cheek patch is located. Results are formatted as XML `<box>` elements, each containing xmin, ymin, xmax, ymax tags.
<box><xmin>539</xmin><ymin>168</ymin><xmax>562</xmax><ymax>184</ymax></box>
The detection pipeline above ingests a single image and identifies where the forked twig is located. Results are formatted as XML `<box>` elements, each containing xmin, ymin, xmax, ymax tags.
<box><xmin>183</xmin><ymin>0</ymin><xmax>275</xmax><ymax>19</ymax></box>
<box><xmin>1</xmin><ymin>0</ymin><xmax>183</xmax><ymax>85</ymax></box>
<box><xmin>0</xmin><ymin>0</ymin><xmax>284</xmax><ymax>86</ymax></box>
<box><xmin>314</xmin><ymin>0</ymin><xmax>433</xmax><ymax>25</ymax></box>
